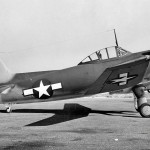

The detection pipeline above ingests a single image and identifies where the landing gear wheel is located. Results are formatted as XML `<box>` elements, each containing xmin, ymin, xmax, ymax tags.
<box><xmin>134</xmin><ymin>96</ymin><xmax>139</xmax><ymax>112</ymax></box>
<box><xmin>6</xmin><ymin>107</ymin><xmax>12</xmax><ymax>113</ymax></box>
<box><xmin>132</xmin><ymin>85</ymin><xmax>149</xmax><ymax>117</ymax></box>
<box><xmin>139</xmin><ymin>103</ymin><xmax>150</xmax><ymax>118</ymax></box>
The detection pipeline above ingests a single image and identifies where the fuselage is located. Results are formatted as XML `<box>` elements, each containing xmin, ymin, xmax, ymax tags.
<box><xmin>1</xmin><ymin>48</ymin><xmax>150</xmax><ymax>104</ymax></box>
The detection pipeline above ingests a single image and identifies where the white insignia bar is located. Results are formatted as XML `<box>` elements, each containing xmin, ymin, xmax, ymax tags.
<box><xmin>51</xmin><ymin>83</ymin><xmax>62</xmax><ymax>90</ymax></box>
<box><xmin>23</xmin><ymin>89</ymin><xmax>33</xmax><ymax>96</ymax></box>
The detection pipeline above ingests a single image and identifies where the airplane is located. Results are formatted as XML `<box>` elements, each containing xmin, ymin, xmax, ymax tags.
<box><xmin>0</xmin><ymin>30</ymin><xmax>150</xmax><ymax>118</ymax></box>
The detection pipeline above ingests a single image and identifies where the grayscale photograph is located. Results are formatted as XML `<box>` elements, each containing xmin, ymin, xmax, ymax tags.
<box><xmin>0</xmin><ymin>0</ymin><xmax>150</xmax><ymax>149</ymax></box>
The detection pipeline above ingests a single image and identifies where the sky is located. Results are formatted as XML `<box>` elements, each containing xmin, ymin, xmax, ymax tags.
<box><xmin>0</xmin><ymin>0</ymin><xmax>150</xmax><ymax>72</ymax></box>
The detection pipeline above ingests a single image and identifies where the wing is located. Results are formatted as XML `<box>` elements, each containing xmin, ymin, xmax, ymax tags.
<box><xmin>85</xmin><ymin>57</ymin><xmax>149</xmax><ymax>95</ymax></box>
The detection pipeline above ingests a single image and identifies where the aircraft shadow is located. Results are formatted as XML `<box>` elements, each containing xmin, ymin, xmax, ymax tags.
<box><xmin>0</xmin><ymin>103</ymin><xmax>139</xmax><ymax>126</ymax></box>
<box><xmin>25</xmin><ymin>104</ymin><xmax>91</xmax><ymax>126</ymax></box>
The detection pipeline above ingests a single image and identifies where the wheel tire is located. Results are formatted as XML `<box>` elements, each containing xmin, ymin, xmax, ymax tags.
<box><xmin>139</xmin><ymin>103</ymin><xmax>150</xmax><ymax>118</ymax></box>
<box><xmin>6</xmin><ymin>107</ymin><xmax>12</xmax><ymax>113</ymax></box>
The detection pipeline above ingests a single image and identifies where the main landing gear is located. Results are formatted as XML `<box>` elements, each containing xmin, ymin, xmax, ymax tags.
<box><xmin>132</xmin><ymin>85</ymin><xmax>150</xmax><ymax>118</ymax></box>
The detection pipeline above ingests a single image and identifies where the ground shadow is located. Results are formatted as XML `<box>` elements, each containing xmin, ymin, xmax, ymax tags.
<box><xmin>26</xmin><ymin>104</ymin><xmax>91</xmax><ymax>126</ymax></box>
<box><xmin>0</xmin><ymin>103</ymin><xmax>139</xmax><ymax>126</ymax></box>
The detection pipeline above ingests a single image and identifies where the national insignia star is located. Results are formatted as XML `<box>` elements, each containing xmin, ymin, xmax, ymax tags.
<box><xmin>33</xmin><ymin>80</ymin><xmax>51</xmax><ymax>98</ymax></box>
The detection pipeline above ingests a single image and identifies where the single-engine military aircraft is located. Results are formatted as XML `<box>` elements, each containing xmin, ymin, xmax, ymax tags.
<box><xmin>0</xmin><ymin>30</ymin><xmax>150</xmax><ymax>118</ymax></box>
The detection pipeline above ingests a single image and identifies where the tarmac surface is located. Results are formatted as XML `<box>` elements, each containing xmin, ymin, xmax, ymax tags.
<box><xmin>0</xmin><ymin>97</ymin><xmax>150</xmax><ymax>150</ymax></box>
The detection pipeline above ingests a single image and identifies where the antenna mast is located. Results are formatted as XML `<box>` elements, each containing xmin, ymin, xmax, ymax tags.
<box><xmin>114</xmin><ymin>29</ymin><xmax>118</xmax><ymax>47</ymax></box>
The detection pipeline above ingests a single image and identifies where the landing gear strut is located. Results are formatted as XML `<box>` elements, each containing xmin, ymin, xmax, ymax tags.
<box><xmin>132</xmin><ymin>85</ymin><xmax>150</xmax><ymax>118</ymax></box>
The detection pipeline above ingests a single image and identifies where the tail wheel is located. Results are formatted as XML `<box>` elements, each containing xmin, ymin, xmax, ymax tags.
<box><xmin>139</xmin><ymin>103</ymin><xmax>150</xmax><ymax>118</ymax></box>
<box><xmin>6</xmin><ymin>107</ymin><xmax>12</xmax><ymax>113</ymax></box>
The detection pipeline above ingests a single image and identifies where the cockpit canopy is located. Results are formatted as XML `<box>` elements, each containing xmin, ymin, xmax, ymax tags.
<box><xmin>78</xmin><ymin>46</ymin><xmax>131</xmax><ymax>65</ymax></box>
